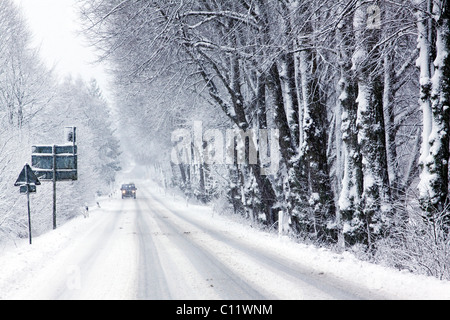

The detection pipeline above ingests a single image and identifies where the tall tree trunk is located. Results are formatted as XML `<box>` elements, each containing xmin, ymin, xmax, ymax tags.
<box><xmin>420</xmin><ymin>0</ymin><xmax>450</xmax><ymax>218</ymax></box>
<box><xmin>383</xmin><ymin>51</ymin><xmax>400</xmax><ymax>199</ymax></box>
<box><xmin>353</xmin><ymin>1</ymin><xmax>391</xmax><ymax>248</ymax></box>
<box><xmin>299</xmin><ymin>38</ymin><xmax>336</xmax><ymax>241</ymax></box>
<box><xmin>279</xmin><ymin>1</ymin><xmax>300</xmax><ymax>150</ymax></box>
<box><xmin>416</xmin><ymin>0</ymin><xmax>434</xmax><ymax>208</ymax></box>
<box><xmin>336</xmin><ymin>2</ymin><xmax>363</xmax><ymax>246</ymax></box>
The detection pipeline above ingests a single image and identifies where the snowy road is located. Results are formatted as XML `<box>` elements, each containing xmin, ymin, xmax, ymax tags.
<box><xmin>132</xmin><ymin>186</ymin><xmax>369</xmax><ymax>300</ymax></box>
<box><xmin>1</xmin><ymin>179</ymin><xmax>450</xmax><ymax>300</ymax></box>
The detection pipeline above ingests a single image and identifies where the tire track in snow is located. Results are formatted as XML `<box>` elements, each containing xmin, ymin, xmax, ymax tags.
<box><xmin>134</xmin><ymin>200</ymin><xmax>172</xmax><ymax>300</ymax></box>
<box><xmin>137</xmin><ymin>189</ymin><xmax>267</xmax><ymax>300</ymax></box>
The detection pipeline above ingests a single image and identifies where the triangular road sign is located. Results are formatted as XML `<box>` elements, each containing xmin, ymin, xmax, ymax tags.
<box><xmin>15</xmin><ymin>164</ymin><xmax>41</xmax><ymax>186</ymax></box>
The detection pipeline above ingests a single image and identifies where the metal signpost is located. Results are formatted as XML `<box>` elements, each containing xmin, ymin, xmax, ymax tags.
<box><xmin>14</xmin><ymin>164</ymin><xmax>41</xmax><ymax>244</ymax></box>
<box><xmin>31</xmin><ymin>127</ymin><xmax>78</xmax><ymax>230</ymax></box>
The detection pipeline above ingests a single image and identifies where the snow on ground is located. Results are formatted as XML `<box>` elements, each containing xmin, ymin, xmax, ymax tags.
<box><xmin>0</xmin><ymin>178</ymin><xmax>449</xmax><ymax>300</ymax></box>
<box><xmin>152</xmin><ymin>182</ymin><xmax>450</xmax><ymax>300</ymax></box>
<box><xmin>0</xmin><ymin>200</ymin><xmax>139</xmax><ymax>300</ymax></box>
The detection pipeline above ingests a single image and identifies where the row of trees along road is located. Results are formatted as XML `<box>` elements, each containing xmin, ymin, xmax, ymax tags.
<box><xmin>79</xmin><ymin>0</ymin><xmax>450</xmax><ymax>279</ymax></box>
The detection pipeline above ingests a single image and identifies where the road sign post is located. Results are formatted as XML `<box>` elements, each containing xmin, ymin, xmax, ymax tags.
<box><xmin>26</xmin><ymin>178</ymin><xmax>32</xmax><ymax>245</ymax></box>
<box><xmin>15</xmin><ymin>164</ymin><xmax>41</xmax><ymax>245</ymax></box>
<box><xmin>31</xmin><ymin>127</ymin><xmax>78</xmax><ymax>230</ymax></box>
<box><xmin>53</xmin><ymin>145</ymin><xmax>57</xmax><ymax>230</ymax></box>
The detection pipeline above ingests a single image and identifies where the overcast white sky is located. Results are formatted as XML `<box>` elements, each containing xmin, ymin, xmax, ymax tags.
<box><xmin>14</xmin><ymin>0</ymin><xmax>112</xmax><ymax>100</ymax></box>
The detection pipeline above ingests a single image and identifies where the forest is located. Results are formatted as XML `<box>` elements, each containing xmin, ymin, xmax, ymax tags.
<box><xmin>0</xmin><ymin>1</ymin><xmax>121</xmax><ymax>242</ymax></box>
<box><xmin>78</xmin><ymin>0</ymin><xmax>450</xmax><ymax>280</ymax></box>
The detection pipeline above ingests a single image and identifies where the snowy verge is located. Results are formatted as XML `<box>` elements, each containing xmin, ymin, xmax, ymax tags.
<box><xmin>0</xmin><ymin>201</ymin><xmax>116</xmax><ymax>299</ymax></box>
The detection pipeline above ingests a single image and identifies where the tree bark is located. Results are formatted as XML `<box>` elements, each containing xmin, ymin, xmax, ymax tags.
<box><xmin>353</xmin><ymin>1</ymin><xmax>391</xmax><ymax>247</ymax></box>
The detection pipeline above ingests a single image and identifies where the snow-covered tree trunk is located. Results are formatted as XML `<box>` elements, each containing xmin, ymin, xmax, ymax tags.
<box><xmin>417</xmin><ymin>0</ymin><xmax>450</xmax><ymax>220</ymax></box>
<box><xmin>416</xmin><ymin>0</ymin><xmax>435</xmax><ymax>209</ymax></box>
<box><xmin>336</xmin><ymin>3</ymin><xmax>363</xmax><ymax>246</ymax></box>
<box><xmin>254</xmin><ymin>0</ymin><xmax>298</xmax><ymax>234</ymax></box>
<box><xmin>352</xmin><ymin>1</ymin><xmax>392</xmax><ymax>247</ymax></box>
<box><xmin>421</xmin><ymin>0</ymin><xmax>450</xmax><ymax>218</ymax></box>
<box><xmin>279</xmin><ymin>1</ymin><xmax>300</xmax><ymax>150</ymax></box>
<box><xmin>298</xmin><ymin>26</ymin><xmax>336</xmax><ymax>241</ymax></box>
<box><xmin>384</xmin><ymin>51</ymin><xmax>400</xmax><ymax>198</ymax></box>
<box><xmin>267</xmin><ymin>62</ymin><xmax>299</xmax><ymax>203</ymax></box>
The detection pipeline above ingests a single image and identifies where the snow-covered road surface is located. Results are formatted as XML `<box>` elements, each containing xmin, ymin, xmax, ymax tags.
<box><xmin>1</xmin><ymin>180</ymin><xmax>450</xmax><ymax>300</ymax></box>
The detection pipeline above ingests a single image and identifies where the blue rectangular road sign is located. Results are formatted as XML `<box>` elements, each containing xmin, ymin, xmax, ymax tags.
<box><xmin>34</xmin><ymin>169</ymin><xmax>78</xmax><ymax>181</ymax></box>
<box><xmin>32</xmin><ymin>144</ymin><xmax>78</xmax><ymax>181</ymax></box>
<box><xmin>32</xmin><ymin>155</ymin><xmax>78</xmax><ymax>170</ymax></box>
<box><xmin>32</xmin><ymin>145</ymin><xmax>77</xmax><ymax>155</ymax></box>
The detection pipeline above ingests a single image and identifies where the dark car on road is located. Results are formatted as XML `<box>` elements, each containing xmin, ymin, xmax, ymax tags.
<box><xmin>121</xmin><ymin>183</ymin><xmax>137</xmax><ymax>199</ymax></box>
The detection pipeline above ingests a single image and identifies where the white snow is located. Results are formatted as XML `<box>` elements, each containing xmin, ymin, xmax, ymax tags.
<box><xmin>1</xmin><ymin>179</ymin><xmax>450</xmax><ymax>300</ymax></box>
